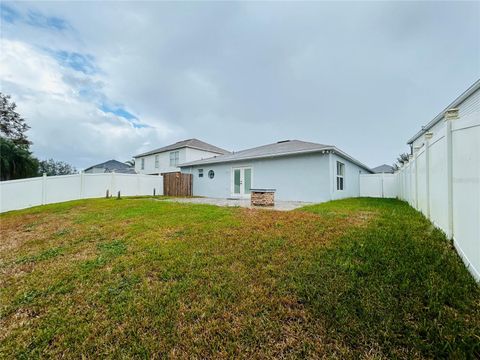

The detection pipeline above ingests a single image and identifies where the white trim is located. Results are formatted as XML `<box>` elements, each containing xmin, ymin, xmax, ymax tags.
<box><xmin>134</xmin><ymin>145</ymin><xmax>227</xmax><ymax>158</ymax></box>
<box><xmin>335</xmin><ymin>160</ymin><xmax>345</xmax><ymax>191</ymax></box>
<box><xmin>230</xmin><ymin>165</ymin><xmax>253</xmax><ymax>199</ymax></box>
<box><xmin>180</xmin><ymin>147</ymin><xmax>372</xmax><ymax>173</ymax></box>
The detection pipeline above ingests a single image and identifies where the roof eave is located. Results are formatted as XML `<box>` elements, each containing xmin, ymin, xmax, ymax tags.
<box><xmin>179</xmin><ymin>147</ymin><xmax>333</xmax><ymax>167</ymax></box>
<box><xmin>331</xmin><ymin>147</ymin><xmax>373</xmax><ymax>173</ymax></box>
<box><xmin>180</xmin><ymin>147</ymin><xmax>373</xmax><ymax>173</ymax></box>
<box><xmin>133</xmin><ymin>145</ymin><xmax>186</xmax><ymax>158</ymax></box>
<box><xmin>134</xmin><ymin>145</ymin><xmax>228</xmax><ymax>158</ymax></box>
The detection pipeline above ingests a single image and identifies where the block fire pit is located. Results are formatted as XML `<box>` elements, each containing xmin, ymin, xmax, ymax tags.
<box><xmin>250</xmin><ymin>188</ymin><xmax>276</xmax><ymax>207</ymax></box>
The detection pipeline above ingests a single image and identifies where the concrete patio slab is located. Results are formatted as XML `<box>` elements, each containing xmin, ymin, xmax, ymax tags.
<box><xmin>160</xmin><ymin>197</ymin><xmax>313</xmax><ymax>211</ymax></box>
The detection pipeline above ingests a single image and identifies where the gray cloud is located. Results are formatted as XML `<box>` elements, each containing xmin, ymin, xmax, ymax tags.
<box><xmin>1</xmin><ymin>1</ymin><xmax>479</xmax><ymax>169</ymax></box>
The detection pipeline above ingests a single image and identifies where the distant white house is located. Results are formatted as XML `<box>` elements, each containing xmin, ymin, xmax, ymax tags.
<box><xmin>134</xmin><ymin>138</ymin><xmax>230</xmax><ymax>175</ymax></box>
<box><xmin>84</xmin><ymin>160</ymin><xmax>135</xmax><ymax>174</ymax></box>
<box><xmin>179</xmin><ymin>140</ymin><xmax>372</xmax><ymax>202</ymax></box>
<box><xmin>371</xmin><ymin>164</ymin><xmax>394</xmax><ymax>174</ymax></box>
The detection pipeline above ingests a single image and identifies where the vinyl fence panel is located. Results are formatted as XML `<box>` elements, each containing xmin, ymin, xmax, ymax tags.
<box><xmin>395</xmin><ymin>109</ymin><xmax>479</xmax><ymax>281</ymax></box>
<box><xmin>45</xmin><ymin>174</ymin><xmax>82</xmax><ymax>205</ymax></box>
<box><xmin>0</xmin><ymin>177</ymin><xmax>44</xmax><ymax>212</ymax></box>
<box><xmin>359</xmin><ymin>174</ymin><xmax>396</xmax><ymax>198</ymax></box>
<box><xmin>0</xmin><ymin>173</ymin><xmax>163</xmax><ymax>213</ymax></box>
<box><xmin>428</xmin><ymin>130</ymin><xmax>448</xmax><ymax>231</ymax></box>
<box><xmin>451</xmin><ymin>113</ymin><xmax>480</xmax><ymax>280</ymax></box>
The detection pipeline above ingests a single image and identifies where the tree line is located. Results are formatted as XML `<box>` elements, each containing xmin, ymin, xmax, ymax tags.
<box><xmin>0</xmin><ymin>92</ymin><xmax>77</xmax><ymax>181</ymax></box>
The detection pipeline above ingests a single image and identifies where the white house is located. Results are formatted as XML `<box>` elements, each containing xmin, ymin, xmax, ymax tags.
<box><xmin>371</xmin><ymin>164</ymin><xmax>394</xmax><ymax>174</ymax></box>
<box><xmin>179</xmin><ymin>140</ymin><xmax>372</xmax><ymax>202</ymax></box>
<box><xmin>84</xmin><ymin>160</ymin><xmax>135</xmax><ymax>174</ymax></box>
<box><xmin>134</xmin><ymin>138</ymin><xmax>230</xmax><ymax>175</ymax></box>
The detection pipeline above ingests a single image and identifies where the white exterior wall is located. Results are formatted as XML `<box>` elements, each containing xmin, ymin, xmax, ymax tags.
<box><xmin>135</xmin><ymin>148</ymin><xmax>187</xmax><ymax>175</ymax></box>
<box><xmin>182</xmin><ymin>152</ymin><xmax>369</xmax><ymax>202</ymax></box>
<box><xmin>135</xmin><ymin>147</ymin><xmax>222</xmax><ymax>175</ymax></box>
<box><xmin>0</xmin><ymin>173</ymin><xmax>163</xmax><ymax>213</ymax></box>
<box><xmin>330</xmin><ymin>153</ymin><xmax>370</xmax><ymax>200</ymax></box>
<box><xmin>185</xmin><ymin>147</ymin><xmax>224</xmax><ymax>162</ymax></box>
<box><xmin>252</xmin><ymin>153</ymin><xmax>332</xmax><ymax>202</ymax></box>
<box><xmin>186</xmin><ymin>162</ymin><xmax>232</xmax><ymax>199</ymax></box>
<box><xmin>396</xmin><ymin>86</ymin><xmax>480</xmax><ymax>281</ymax></box>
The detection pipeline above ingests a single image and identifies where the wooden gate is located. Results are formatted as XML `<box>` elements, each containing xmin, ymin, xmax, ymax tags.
<box><xmin>162</xmin><ymin>172</ymin><xmax>193</xmax><ymax>197</ymax></box>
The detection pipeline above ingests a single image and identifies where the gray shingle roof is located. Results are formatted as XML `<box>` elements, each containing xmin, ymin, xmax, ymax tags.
<box><xmin>371</xmin><ymin>164</ymin><xmax>394</xmax><ymax>174</ymax></box>
<box><xmin>112</xmin><ymin>167</ymin><xmax>137</xmax><ymax>174</ymax></box>
<box><xmin>84</xmin><ymin>160</ymin><xmax>132</xmax><ymax>172</ymax></box>
<box><xmin>134</xmin><ymin>138</ymin><xmax>230</xmax><ymax>158</ymax></box>
<box><xmin>179</xmin><ymin>140</ymin><xmax>372</xmax><ymax>172</ymax></box>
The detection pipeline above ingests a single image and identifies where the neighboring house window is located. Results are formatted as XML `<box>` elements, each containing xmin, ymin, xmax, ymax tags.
<box><xmin>208</xmin><ymin>170</ymin><xmax>215</xmax><ymax>179</ymax></box>
<box><xmin>198</xmin><ymin>169</ymin><xmax>203</xmax><ymax>178</ymax></box>
<box><xmin>336</xmin><ymin>161</ymin><xmax>345</xmax><ymax>190</ymax></box>
<box><xmin>141</xmin><ymin>158</ymin><xmax>145</xmax><ymax>170</ymax></box>
<box><xmin>169</xmin><ymin>151</ymin><xmax>179</xmax><ymax>166</ymax></box>
<box><xmin>155</xmin><ymin>155</ymin><xmax>159</xmax><ymax>168</ymax></box>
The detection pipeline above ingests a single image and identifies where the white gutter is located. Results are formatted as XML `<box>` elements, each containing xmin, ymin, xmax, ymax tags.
<box><xmin>179</xmin><ymin>147</ymin><xmax>373</xmax><ymax>173</ymax></box>
<box><xmin>133</xmin><ymin>145</ymin><xmax>228</xmax><ymax>158</ymax></box>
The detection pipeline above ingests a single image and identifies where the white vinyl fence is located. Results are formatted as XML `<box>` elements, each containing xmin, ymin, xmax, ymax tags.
<box><xmin>0</xmin><ymin>172</ymin><xmax>163</xmax><ymax>213</ymax></box>
<box><xmin>359</xmin><ymin>173</ymin><xmax>397</xmax><ymax>198</ymax></box>
<box><xmin>396</xmin><ymin>110</ymin><xmax>479</xmax><ymax>281</ymax></box>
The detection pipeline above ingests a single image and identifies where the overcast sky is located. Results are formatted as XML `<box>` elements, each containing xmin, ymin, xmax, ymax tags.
<box><xmin>1</xmin><ymin>1</ymin><xmax>479</xmax><ymax>169</ymax></box>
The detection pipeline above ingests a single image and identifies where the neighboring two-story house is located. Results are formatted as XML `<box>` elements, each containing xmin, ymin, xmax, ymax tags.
<box><xmin>134</xmin><ymin>138</ymin><xmax>230</xmax><ymax>175</ymax></box>
<box><xmin>84</xmin><ymin>160</ymin><xmax>135</xmax><ymax>174</ymax></box>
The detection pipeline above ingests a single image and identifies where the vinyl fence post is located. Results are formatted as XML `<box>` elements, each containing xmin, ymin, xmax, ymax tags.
<box><xmin>413</xmin><ymin>147</ymin><xmax>421</xmax><ymax>210</ymax></box>
<box><xmin>110</xmin><ymin>171</ymin><xmax>115</xmax><ymax>197</ymax></box>
<box><xmin>80</xmin><ymin>171</ymin><xmax>85</xmax><ymax>199</ymax></box>
<box><xmin>400</xmin><ymin>165</ymin><xmax>403</xmax><ymax>200</ymax></box>
<box><xmin>408</xmin><ymin>155</ymin><xmax>414</xmax><ymax>205</ymax></box>
<box><xmin>159</xmin><ymin>172</ymin><xmax>162</xmax><ymax>196</ymax></box>
<box><xmin>137</xmin><ymin>173</ymin><xmax>141</xmax><ymax>196</ymax></box>
<box><xmin>381</xmin><ymin>173</ymin><xmax>385</xmax><ymax>198</ymax></box>
<box><xmin>401</xmin><ymin>168</ymin><xmax>404</xmax><ymax>199</ymax></box>
<box><xmin>42</xmin><ymin>173</ymin><xmax>47</xmax><ymax>205</ymax></box>
<box><xmin>445</xmin><ymin>108</ymin><xmax>459</xmax><ymax>239</ymax></box>
<box><xmin>424</xmin><ymin>132</ymin><xmax>433</xmax><ymax>218</ymax></box>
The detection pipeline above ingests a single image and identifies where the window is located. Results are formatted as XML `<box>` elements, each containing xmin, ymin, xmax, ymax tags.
<box><xmin>198</xmin><ymin>169</ymin><xmax>204</xmax><ymax>178</ymax></box>
<box><xmin>141</xmin><ymin>158</ymin><xmax>145</xmax><ymax>170</ymax></box>
<box><xmin>155</xmin><ymin>155</ymin><xmax>159</xmax><ymax>168</ymax></box>
<box><xmin>336</xmin><ymin>161</ymin><xmax>345</xmax><ymax>190</ymax></box>
<box><xmin>208</xmin><ymin>170</ymin><xmax>215</xmax><ymax>179</ymax></box>
<box><xmin>169</xmin><ymin>151</ymin><xmax>179</xmax><ymax>166</ymax></box>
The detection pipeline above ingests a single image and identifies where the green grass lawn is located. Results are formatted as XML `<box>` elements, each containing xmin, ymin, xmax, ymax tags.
<box><xmin>0</xmin><ymin>197</ymin><xmax>479</xmax><ymax>358</ymax></box>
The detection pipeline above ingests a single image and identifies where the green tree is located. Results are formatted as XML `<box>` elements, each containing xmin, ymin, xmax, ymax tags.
<box><xmin>0</xmin><ymin>92</ymin><xmax>38</xmax><ymax>180</ymax></box>
<box><xmin>0</xmin><ymin>92</ymin><xmax>31</xmax><ymax>149</ymax></box>
<box><xmin>0</xmin><ymin>137</ymin><xmax>38</xmax><ymax>180</ymax></box>
<box><xmin>38</xmin><ymin>158</ymin><xmax>77</xmax><ymax>176</ymax></box>
<box><xmin>396</xmin><ymin>153</ymin><xmax>409</xmax><ymax>165</ymax></box>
